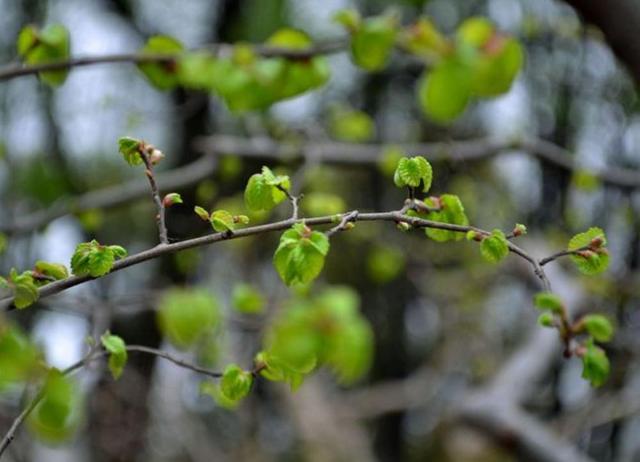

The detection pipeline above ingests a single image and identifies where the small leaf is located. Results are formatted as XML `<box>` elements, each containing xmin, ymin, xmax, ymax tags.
<box><xmin>194</xmin><ymin>205</ymin><xmax>210</xmax><ymax>221</ymax></box>
<box><xmin>17</xmin><ymin>24</ymin><xmax>70</xmax><ymax>87</ymax></box>
<box><xmin>349</xmin><ymin>14</ymin><xmax>398</xmax><ymax>71</ymax></box>
<box><xmin>8</xmin><ymin>270</ymin><xmax>40</xmax><ymax>309</ymax></box>
<box><xmin>163</xmin><ymin>193</ymin><xmax>183</xmax><ymax>207</ymax></box>
<box><xmin>157</xmin><ymin>288</ymin><xmax>220</xmax><ymax>350</ymax></box>
<box><xmin>137</xmin><ymin>35</ymin><xmax>183</xmax><ymax>90</ymax></box>
<box><xmin>332</xmin><ymin>9</ymin><xmax>361</xmax><ymax>31</ymax></box>
<box><xmin>210</xmin><ymin>209</ymin><xmax>235</xmax><ymax>232</ymax></box>
<box><xmin>418</xmin><ymin>59</ymin><xmax>472</xmax><ymax>123</ymax></box>
<box><xmin>568</xmin><ymin>227</ymin><xmax>609</xmax><ymax>275</ymax></box>
<box><xmin>232</xmin><ymin>284</ymin><xmax>265</xmax><ymax>314</ymax></box>
<box><xmin>420</xmin><ymin>195</ymin><xmax>469</xmax><ymax>242</ymax></box>
<box><xmin>582</xmin><ymin>315</ymin><xmax>614</xmax><ymax>343</ymax></box>
<box><xmin>70</xmin><ymin>240</ymin><xmax>124</xmax><ymax>277</ymax></box>
<box><xmin>220</xmin><ymin>364</ymin><xmax>253</xmax><ymax>402</ymax></box>
<box><xmin>393</xmin><ymin>156</ymin><xmax>433</xmax><ymax>192</ymax></box>
<box><xmin>100</xmin><ymin>332</ymin><xmax>127</xmax><ymax>380</ymax></box>
<box><xmin>538</xmin><ymin>312</ymin><xmax>554</xmax><ymax>327</ymax></box>
<box><xmin>107</xmin><ymin>245</ymin><xmax>128</xmax><ymax>259</ymax></box>
<box><xmin>581</xmin><ymin>338</ymin><xmax>610</xmax><ymax>387</ymax></box>
<box><xmin>117</xmin><ymin>137</ymin><xmax>143</xmax><ymax>166</ymax></box>
<box><xmin>479</xmin><ymin>229</ymin><xmax>509</xmax><ymax>263</ymax></box>
<box><xmin>273</xmin><ymin>224</ymin><xmax>330</xmax><ymax>286</ymax></box>
<box><xmin>244</xmin><ymin>166</ymin><xmax>290</xmax><ymax>212</ymax></box>
<box><xmin>34</xmin><ymin>261</ymin><xmax>68</xmax><ymax>280</ymax></box>
<box><xmin>533</xmin><ymin>292</ymin><xmax>564</xmax><ymax>314</ymax></box>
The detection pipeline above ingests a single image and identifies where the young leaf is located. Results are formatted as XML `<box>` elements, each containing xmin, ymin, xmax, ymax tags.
<box><xmin>582</xmin><ymin>315</ymin><xmax>614</xmax><ymax>343</ymax></box>
<box><xmin>244</xmin><ymin>166</ymin><xmax>290</xmax><ymax>212</ymax></box>
<box><xmin>568</xmin><ymin>227</ymin><xmax>609</xmax><ymax>275</ymax></box>
<box><xmin>479</xmin><ymin>229</ymin><xmax>509</xmax><ymax>263</ymax></box>
<box><xmin>70</xmin><ymin>240</ymin><xmax>126</xmax><ymax>277</ymax></box>
<box><xmin>8</xmin><ymin>270</ymin><xmax>40</xmax><ymax>309</ymax></box>
<box><xmin>418</xmin><ymin>59</ymin><xmax>472</xmax><ymax>123</ymax></box>
<box><xmin>17</xmin><ymin>24</ymin><xmax>70</xmax><ymax>87</ymax></box>
<box><xmin>137</xmin><ymin>35</ymin><xmax>183</xmax><ymax>89</ymax></box>
<box><xmin>332</xmin><ymin>9</ymin><xmax>361</xmax><ymax>31</ymax></box>
<box><xmin>194</xmin><ymin>205</ymin><xmax>210</xmax><ymax>221</ymax></box>
<box><xmin>232</xmin><ymin>284</ymin><xmax>265</xmax><ymax>314</ymax></box>
<box><xmin>34</xmin><ymin>261</ymin><xmax>68</xmax><ymax>280</ymax></box>
<box><xmin>210</xmin><ymin>209</ymin><xmax>235</xmax><ymax>233</ymax></box>
<box><xmin>581</xmin><ymin>338</ymin><xmax>610</xmax><ymax>387</ymax></box>
<box><xmin>533</xmin><ymin>292</ymin><xmax>564</xmax><ymax>314</ymax></box>
<box><xmin>27</xmin><ymin>370</ymin><xmax>81</xmax><ymax>442</ymax></box>
<box><xmin>538</xmin><ymin>312</ymin><xmax>554</xmax><ymax>328</ymax></box>
<box><xmin>393</xmin><ymin>156</ymin><xmax>433</xmax><ymax>192</ymax></box>
<box><xmin>255</xmin><ymin>351</ymin><xmax>309</xmax><ymax>391</ymax></box>
<box><xmin>349</xmin><ymin>14</ymin><xmax>398</xmax><ymax>71</ymax></box>
<box><xmin>157</xmin><ymin>288</ymin><xmax>220</xmax><ymax>350</ymax></box>
<box><xmin>273</xmin><ymin>224</ymin><xmax>330</xmax><ymax>286</ymax></box>
<box><xmin>420</xmin><ymin>195</ymin><xmax>469</xmax><ymax>242</ymax></box>
<box><xmin>163</xmin><ymin>192</ymin><xmax>183</xmax><ymax>207</ymax></box>
<box><xmin>117</xmin><ymin>137</ymin><xmax>143</xmax><ymax>166</ymax></box>
<box><xmin>100</xmin><ymin>332</ymin><xmax>128</xmax><ymax>380</ymax></box>
<box><xmin>0</xmin><ymin>324</ymin><xmax>44</xmax><ymax>389</ymax></box>
<box><xmin>220</xmin><ymin>364</ymin><xmax>253</xmax><ymax>402</ymax></box>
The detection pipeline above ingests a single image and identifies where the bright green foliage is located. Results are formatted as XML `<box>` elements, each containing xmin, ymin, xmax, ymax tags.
<box><xmin>366</xmin><ymin>246</ymin><xmax>405</xmax><ymax>283</ymax></box>
<box><xmin>0</xmin><ymin>324</ymin><xmax>43</xmax><ymax>390</ymax></box>
<box><xmin>262</xmin><ymin>287</ymin><xmax>373</xmax><ymax>385</ymax></box>
<box><xmin>2</xmin><ymin>269</ymin><xmax>40</xmax><ymax>309</ymax></box>
<box><xmin>538</xmin><ymin>312</ymin><xmax>554</xmax><ymax>328</ymax></box>
<box><xmin>332</xmin><ymin>8</ymin><xmax>360</xmax><ymax>32</ymax></box>
<box><xmin>344</xmin><ymin>11</ymin><xmax>398</xmax><ymax>71</ymax></box>
<box><xmin>418</xmin><ymin>59</ymin><xmax>471</xmax><ymax>123</ymax></box>
<box><xmin>220</xmin><ymin>364</ymin><xmax>253</xmax><ymax>403</ymax></box>
<box><xmin>117</xmin><ymin>137</ymin><xmax>142</xmax><ymax>166</ymax></box>
<box><xmin>34</xmin><ymin>261</ymin><xmax>68</xmax><ymax>281</ymax></box>
<box><xmin>398</xmin><ymin>17</ymin><xmax>449</xmax><ymax>59</ymax></box>
<box><xmin>137</xmin><ymin>35</ymin><xmax>183</xmax><ymax>89</ymax></box>
<box><xmin>163</xmin><ymin>193</ymin><xmax>183</xmax><ymax>206</ymax></box>
<box><xmin>479</xmin><ymin>229</ymin><xmax>509</xmax><ymax>263</ymax></box>
<box><xmin>581</xmin><ymin>338</ymin><xmax>610</xmax><ymax>387</ymax></box>
<box><xmin>301</xmin><ymin>192</ymin><xmax>346</xmax><ymax>216</ymax></box>
<box><xmin>200</xmin><ymin>381</ymin><xmax>240</xmax><ymax>409</ymax></box>
<box><xmin>583</xmin><ymin>315</ymin><xmax>614</xmax><ymax>343</ymax></box>
<box><xmin>100</xmin><ymin>332</ymin><xmax>128</xmax><ymax>380</ymax></box>
<box><xmin>533</xmin><ymin>292</ymin><xmax>564</xmax><ymax>314</ymax></box>
<box><xmin>157</xmin><ymin>288</ymin><xmax>219</xmax><ymax>350</ymax></box>
<box><xmin>27</xmin><ymin>370</ymin><xmax>81</xmax><ymax>442</ymax></box>
<box><xmin>568</xmin><ymin>227</ymin><xmax>609</xmax><ymax>275</ymax></box>
<box><xmin>178</xmin><ymin>51</ymin><xmax>219</xmax><ymax>90</ymax></box>
<box><xmin>329</xmin><ymin>106</ymin><xmax>375</xmax><ymax>142</ymax></box>
<box><xmin>70</xmin><ymin>240</ymin><xmax>127</xmax><ymax>278</ymax></box>
<box><xmin>232</xmin><ymin>284</ymin><xmax>265</xmax><ymax>314</ymax></box>
<box><xmin>244</xmin><ymin>166</ymin><xmax>291</xmax><ymax>212</ymax></box>
<box><xmin>17</xmin><ymin>24</ymin><xmax>70</xmax><ymax>86</ymax></box>
<box><xmin>513</xmin><ymin>223</ymin><xmax>527</xmax><ymax>236</ymax></box>
<box><xmin>273</xmin><ymin>224</ymin><xmax>330</xmax><ymax>286</ymax></box>
<box><xmin>210</xmin><ymin>209</ymin><xmax>236</xmax><ymax>232</ymax></box>
<box><xmin>393</xmin><ymin>156</ymin><xmax>432</xmax><ymax>192</ymax></box>
<box><xmin>194</xmin><ymin>205</ymin><xmax>210</xmax><ymax>221</ymax></box>
<box><xmin>418</xmin><ymin>194</ymin><xmax>469</xmax><ymax>242</ymax></box>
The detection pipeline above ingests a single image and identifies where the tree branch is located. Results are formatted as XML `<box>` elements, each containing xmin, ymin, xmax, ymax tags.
<box><xmin>138</xmin><ymin>146</ymin><xmax>169</xmax><ymax>244</ymax></box>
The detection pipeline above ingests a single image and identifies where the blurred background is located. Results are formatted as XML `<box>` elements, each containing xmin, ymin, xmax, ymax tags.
<box><xmin>0</xmin><ymin>0</ymin><xmax>639</xmax><ymax>461</ymax></box>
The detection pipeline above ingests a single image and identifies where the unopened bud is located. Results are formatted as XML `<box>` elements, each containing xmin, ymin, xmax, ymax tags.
<box><xmin>589</xmin><ymin>236</ymin><xmax>604</xmax><ymax>249</ymax></box>
<box><xmin>513</xmin><ymin>223</ymin><xmax>527</xmax><ymax>237</ymax></box>
<box><xmin>163</xmin><ymin>193</ymin><xmax>183</xmax><ymax>207</ymax></box>
<box><xmin>397</xmin><ymin>222</ymin><xmax>411</xmax><ymax>232</ymax></box>
<box><xmin>149</xmin><ymin>148</ymin><xmax>165</xmax><ymax>165</ymax></box>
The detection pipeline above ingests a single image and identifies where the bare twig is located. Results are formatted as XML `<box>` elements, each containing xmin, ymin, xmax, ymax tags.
<box><xmin>138</xmin><ymin>145</ymin><xmax>169</xmax><ymax>245</ymax></box>
<box><xmin>326</xmin><ymin>211</ymin><xmax>359</xmax><ymax>237</ymax></box>
<box><xmin>539</xmin><ymin>246</ymin><xmax>590</xmax><ymax>266</ymax></box>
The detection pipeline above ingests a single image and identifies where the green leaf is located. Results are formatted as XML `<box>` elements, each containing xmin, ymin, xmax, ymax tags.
<box><xmin>399</xmin><ymin>17</ymin><xmax>449</xmax><ymax>58</ymax></box>
<box><xmin>232</xmin><ymin>284</ymin><xmax>265</xmax><ymax>314</ymax></box>
<box><xmin>393</xmin><ymin>156</ymin><xmax>433</xmax><ymax>192</ymax></box>
<box><xmin>420</xmin><ymin>194</ymin><xmax>469</xmax><ymax>242</ymax></box>
<box><xmin>418</xmin><ymin>59</ymin><xmax>472</xmax><ymax>123</ymax></box>
<box><xmin>255</xmin><ymin>350</ymin><xmax>309</xmax><ymax>391</ymax></box>
<box><xmin>17</xmin><ymin>24</ymin><xmax>70</xmax><ymax>87</ymax></box>
<box><xmin>100</xmin><ymin>332</ymin><xmax>127</xmax><ymax>380</ymax></box>
<box><xmin>456</xmin><ymin>17</ymin><xmax>494</xmax><ymax>47</ymax></box>
<box><xmin>163</xmin><ymin>192</ymin><xmax>183</xmax><ymax>207</ymax></box>
<box><xmin>200</xmin><ymin>381</ymin><xmax>240</xmax><ymax>409</ymax></box>
<box><xmin>70</xmin><ymin>240</ymin><xmax>125</xmax><ymax>278</ymax></box>
<box><xmin>329</xmin><ymin>106</ymin><xmax>375</xmax><ymax>142</ymax></box>
<box><xmin>220</xmin><ymin>364</ymin><xmax>253</xmax><ymax>402</ymax></box>
<box><xmin>210</xmin><ymin>209</ymin><xmax>235</xmax><ymax>232</ymax></box>
<box><xmin>325</xmin><ymin>318</ymin><xmax>373</xmax><ymax>384</ymax></box>
<box><xmin>479</xmin><ymin>229</ymin><xmax>509</xmax><ymax>263</ymax></box>
<box><xmin>244</xmin><ymin>166</ymin><xmax>290</xmax><ymax>212</ymax></box>
<box><xmin>267</xmin><ymin>28</ymin><xmax>312</xmax><ymax>50</ymax></box>
<box><xmin>178</xmin><ymin>51</ymin><xmax>219</xmax><ymax>90</ymax></box>
<box><xmin>581</xmin><ymin>338</ymin><xmax>610</xmax><ymax>387</ymax></box>
<box><xmin>533</xmin><ymin>292</ymin><xmax>564</xmax><ymax>314</ymax></box>
<box><xmin>27</xmin><ymin>370</ymin><xmax>81</xmax><ymax>442</ymax></box>
<box><xmin>137</xmin><ymin>35</ymin><xmax>183</xmax><ymax>90</ymax></box>
<box><xmin>583</xmin><ymin>315</ymin><xmax>614</xmax><ymax>343</ymax></box>
<box><xmin>568</xmin><ymin>227</ymin><xmax>609</xmax><ymax>275</ymax></box>
<box><xmin>8</xmin><ymin>270</ymin><xmax>40</xmax><ymax>309</ymax></box>
<box><xmin>157</xmin><ymin>288</ymin><xmax>220</xmax><ymax>350</ymax></box>
<box><xmin>0</xmin><ymin>324</ymin><xmax>43</xmax><ymax>390</ymax></box>
<box><xmin>194</xmin><ymin>205</ymin><xmax>210</xmax><ymax>221</ymax></box>
<box><xmin>34</xmin><ymin>261</ymin><xmax>68</xmax><ymax>280</ymax></box>
<box><xmin>273</xmin><ymin>224</ymin><xmax>330</xmax><ymax>286</ymax></box>
<box><xmin>538</xmin><ymin>312</ymin><xmax>554</xmax><ymax>328</ymax></box>
<box><xmin>470</xmin><ymin>37</ymin><xmax>523</xmax><ymax>97</ymax></box>
<box><xmin>332</xmin><ymin>9</ymin><xmax>361</xmax><ymax>31</ymax></box>
<box><xmin>117</xmin><ymin>137</ymin><xmax>143</xmax><ymax>166</ymax></box>
<box><xmin>349</xmin><ymin>14</ymin><xmax>398</xmax><ymax>71</ymax></box>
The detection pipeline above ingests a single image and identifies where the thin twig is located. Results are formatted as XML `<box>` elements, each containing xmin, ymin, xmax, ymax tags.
<box><xmin>276</xmin><ymin>185</ymin><xmax>301</xmax><ymax>220</ymax></box>
<box><xmin>326</xmin><ymin>211</ymin><xmax>359</xmax><ymax>237</ymax></box>
<box><xmin>539</xmin><ymin>246</ymin><xmax>590</xmax><ymax>266</ymax></box>
<box><xmin>138</xmin><ymin>146</ymin><xmax>169</xmax><ymax>245</ymax></box>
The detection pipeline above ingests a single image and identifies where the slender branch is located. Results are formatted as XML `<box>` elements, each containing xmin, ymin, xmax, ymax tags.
<box><xmin>276</xmin><ymin>185</ymin><xmax>301</xmax><ymax>220</ymax></box>
<box><xmin>1</xmin><ymin>209</ymin><xmax>557</xmax><ymax>311</ymax></box>
<box><xmin>138</xmin><ymin>145</ymin><xmax>169</xmax><ymax>244</ymax></box>
<box><xmin>539</xmin><ymin>246</ymin><xmax>590</xmax><ymax>266</ymax></box>
<box><xmin>0</xmin><ymin>39</ymin><xmax>348</xmax><ymax>82</ymax></box>
<box><xmin>326</xmin><ymin>211</ymin><xmax>359</xmax><ymax>237</ymax></box>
